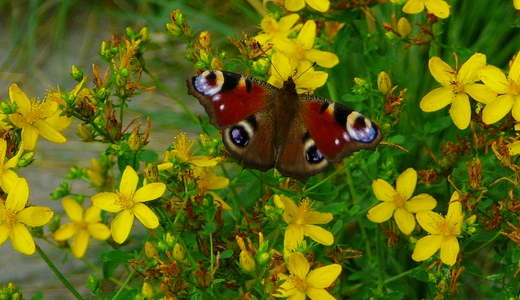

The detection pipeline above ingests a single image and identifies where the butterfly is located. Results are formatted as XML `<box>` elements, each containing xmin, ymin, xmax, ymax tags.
<box><xmin>186</xmin><ymin>70</ymin><xmax>383</xmax><ymax>182</ymax></box>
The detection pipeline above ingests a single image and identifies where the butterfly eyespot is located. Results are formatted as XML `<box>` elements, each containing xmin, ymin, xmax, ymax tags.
<box><xmin>346</xmin><ymin>112</ymin><xmax>378</xmax><ymax>143</ymax></box>
<box><xmin>229</xmin><ymin>126</ymin><xmax>250</xmax><ymax>147</ymax></box>
<box><xmin>306</xmin><ymin>144</ymin><xmax>325</xmax><ymax>164</ymax></box>
<box><xmin>194</xmin><ymin>71</ymin><xmax>225</xmax><ymax>96</ymax></box>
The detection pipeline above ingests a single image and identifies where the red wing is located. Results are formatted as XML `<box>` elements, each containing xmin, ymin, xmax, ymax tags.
<box><xmin>301</xmin><ymin>98</ymin><xmax>382</xmax><ymax>162</ymax></box>
<box><xmin>187</xmin><ymin>71</ymin><xmax>274</xmax><ymax>129</ymax></box>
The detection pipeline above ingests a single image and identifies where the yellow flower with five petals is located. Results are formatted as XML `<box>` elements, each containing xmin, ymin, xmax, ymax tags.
<box><xmin>275</xmin><ymin>20</ymin><xmax>339</xmax><ymax>69</ymax></box>
<box><xmin>255</xmin><ymin>14</ymin><xmax>302</xmax><ymax>47</ymax></box>
<box><xmin>285</xmin><ymin>0</ymin><xmax>330</xmax><ymax>12</ymax></box>
<box><xmin>367</xmin><ymin>168</ymin><xmax>437</xmax><ymax>235</ymax></box>
<box><xmin>54</xmin><ymin>198</ymin><xmax>111</xmax><ymax>258</ymax></box>
<box><xmin>0</xmin><ymin>177</ymin><xmax>54</xmax><ymax>255</ymax></box>
<box><xmin>8</xmin><ymin>84</ymin><xmax>66</xmax><ymax>151</ymax></box>
<box><xmin>193</xmin><ymin>167</ymin><xmax>232</xmax><ymax>211</ymax></box>
<box><xmin>412</xmin><ymin>192</ymin><xmax>463</xmax><ymax>266</ymax></box>
<box><xmin>158</xmin><ymin>133</ymin><xmax>219</xmax><ymax>171</ymax></box>
<box><xmin>92</xmin><ymin>166</ymin><xmax>166</xmax><ymax>244</ymax></box>
<box><xmin>273</xmin><ymin>252</ymin><xmax>341</xmax><ymax>299</ymax></box>
<box><xmin>277</xmin><ymin>195</ymin><xmax>334</xmax><ymax>249</ymax></box>
<box><xmin>402</xmin><ymin>0</ymin><xmax>450</xmax><ymax>19</ymax></box>
<box><xmin>478</xmin><ymin>50</ymin><xmax>520</xmax><ymax>124</ymax></box>
<box><xmin>420</xmin><ymin>53</ymin><xmax>496</xmax><ymax>130</ymax></box>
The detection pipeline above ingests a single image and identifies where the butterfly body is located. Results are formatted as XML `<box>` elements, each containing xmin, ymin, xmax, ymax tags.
<box><xmin>187</xmin><ymin>70</ymin><xmax>382</xmax><ymax>182</ymax></box>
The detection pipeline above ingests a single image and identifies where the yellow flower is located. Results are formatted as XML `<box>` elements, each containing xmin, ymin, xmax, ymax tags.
<box><xmin>420</xmin><ymin>53</ymin><xmax>496</xmax><ymax>130</ymax></box>
<box><xmin>236</xmin><ymin>235</ymin><xmax>256</xmax><ymax>273</ymax></box>
<box><xmin>412</xmin><ymin>192</ymin><xmax>463</xmax><ymax>266</ymax></box>
<box><xmin>91</xmin><ymin>166</ymin><xmax>166</xmax><ymax>244</ymax></box>
<box><xmin>285</xmin><ymin>0</ymin><xmax>330</xmax><ymax>12</ymax></box>
<box><xmin>268</xmin><ymin>52</ymin><xmax>328</xmax><ymax>94</ymax></box>
<box><xmin>274</xmin><ymin>252</ymin><xmax>341</xmax><ymax>299</ymax></box>
<box><xmin>158</xmin><ymin>133</ymin><xmax>219</xmax><ymax>171</ymax></box>
<box><xmin>8</xmin><ymin>84</ymin><xmax>66</xmax><ymax>151</ymax></box>
<box><xmin>255</xmin><ymin>14</ymin><xmax>302</xmax><ymax>47</ymax></box>
<box><xmin>0</xmin><ymin>178</ymin><xmax>53</xmax><ymax>255</ymax></box>
<box><xmin>276</xmin><ymin>20</ymin><xmax>339</xmax><ymax>69</ymax></box>
<box><xmin>367</xmin><ymin>168</ymin><xmax>437</xmax><ymax>235</ymax></box>
<box><xmin>0</xmin><ymin>139</ymin><xmax>22</xmax><ymax>193</ymax></box>
<box><xmin>54</xmin><ymin>198</ymin><xmax>111</xmax><ymax>258</ymax></box>
<box><xmin>278</xmin><ymin>195</ymin><xmax>334</xmax><ymax>249</ymax></box>
<box><xmin>478</xmin><ymin>50</ymin><xmax>520</xmax><ymax>124</ymax></box>
<box><xmin>402</xmin><ymin>0</ymin><xmax>450</xmax><ymax>19</ymax></box>
<box><xmin>44</xmin><ymin>87</ymin><xmax>73</xmax><ymax>133</ymax></box>
<box><xmin>193</xmin><ymin>167</ymin><xmax>232</xmax><ymax>211</ymax></box>
<box><xmin>515</xmin><ymin>0</ymin><xmax>520</xmax><ymax>10</ymax></box>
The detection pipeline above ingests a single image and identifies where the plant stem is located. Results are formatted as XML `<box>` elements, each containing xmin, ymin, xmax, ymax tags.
<box><xmin>35</xmin><ymin>243</ymin><xmax>84</xmax><ymax>300</ymax></box>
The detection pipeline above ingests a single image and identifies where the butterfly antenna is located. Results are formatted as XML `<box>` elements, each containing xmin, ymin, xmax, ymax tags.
<box><xmin>256</xmin><ymin>41</ymin><xmax>284</xmax><ymax>80</ymax></box>
<box><xmin>293</xmin><ymin>62</ymin><xmax>317</xmax><ymax>84</ymax></box>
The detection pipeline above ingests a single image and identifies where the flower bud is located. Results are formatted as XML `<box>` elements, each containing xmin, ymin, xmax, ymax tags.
<box><xmin>198</xmin><ymin>31</ymin><xmax>211</xmax><ymax>48</ymax></box>
<box><xmin>144</xmin><ymin>241</ymin><xmax>158</xmax><ymax>258</ymax></box>
<box><xmin>166</xmin><ymin>23</ymin><xmax>182</xmax><ymax>37</ymax></box>
<box><xmin>18</xmin><ymin>151</ymin><xmax>34</xmax><ymax>167</ymax></box>
<box><xmin>143</xmin><ymin>163</ymin><xmax>159</xmax><ymax>183</ymax></box>
<box><xmin>210</xmin><ymin>57</ymin><xmax>224</xmax><ymax>70</ymax></box>
<box><xmin>256</xmin><ymin>252</ymin><xmax>271</xmax><ymax>266</ymax></box>
<box><xmin>77</xmin><ymin>124</ymin><xmax>93</xmax><ymax>141</ymax></box>
<box><xmin>128</xmin><ymin>130</ymin><xmax>141</xmax><ymax>152</ymax></box>
<box><xmin>139</xmin><ymin>27</ymin><xmax>150</xmax><ymax>42</ymax></box>
<box><xmin>377</xmin><ymin>71</ymin><xmax>392</xmax><ymax>94</ymax></box>
<box><xmin>173</xmin><ymin>243</ymin><xmax>186</xmax><ymax>261</ymax></box>
<box><xmin>141</xmin><ymin>282</ymin><xmax>154</xmax><ymax>299</ymax></box>
<box><xmin>354</xmin><ymin>77</ymin><xmax>366</xmax><ymax>86</ymax></box>
<box><xmin>397</xmin><ymin>17</ymin><xmax>411</xmax><ymax>37</ymax></box>
<box><xmin>239</xmin><ymin>250</ymin><xmax>256</xmax><ymax>273</ymax></box>
<box><xmin>71</xmin><ymin>65</ymin><xmax>84</xmax><ymax>82</ymax></box>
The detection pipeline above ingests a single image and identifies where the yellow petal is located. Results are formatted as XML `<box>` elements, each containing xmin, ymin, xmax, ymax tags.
<box><xmin>278</xmin><ymin>14</ymin><xmax>300</xmax><ymax>31</ymax></box>
<box><xmin>21</xmin><ymin>124</ymin><xmax>39</xmax><ymax>151</ymax></box>
<box><xmin>280</xmin><ymin>195</ymin><xmax>299</xmax><ymax>224</ymax></box>
<box><xmin>288</xmin><ymin>252</ymin><xmax>310</xmax><ymax>279</ymax></box>
<box><xmin>367</xmin><ymin>202</ymin><xmax>396</xmax><ymax>223</ymax></box>
<box><xmin>372</xmin><ymin>179</ymin><xmax>397</xmax><ymax>202</ymax></box>
<box><xmin>92</xmin><ymin>192</ymin><xmax>123</xmax><ymax>213</ymax></box>
<box><xmin>133</xmin><ymin>203</ymin><xmax>159</xmax><ymax>229</ymax></box>
<box><xmin>464</xmin><ymin>83</ymin><xmax>497</xmax><ymax>104</ymax></box>
<box><xmin>306</xmin><ymin>264</ymin><xmax>341</xmax><ymax>288</ymax></box>
<box><xmin>6</xmin><ymin>178</ymin><xmax>29</xmax><ymax>212</ymax></box>
<box><xmin>306</xmin><ymin>211</ymin><xmax>333</xmax><ymax>225</ymax></box>
<box><xmin>0</xmin><ymin>139</ymin><xmax>6</xmax><ymax>167</ymax></box>
<box><xmin>420</xmin><ymin>86</ymin><xmax>454</xmax><ymax>112</ymax></box>
<box><xmin>285</xmin><ymin>0</ymin><xmax>305</xmax><ymax>12</ymax></box>
<box><xmin>306</xmin><ymin>0</ymin><xmax>330</xmax><ymax>12</ymax></box>
<box><xmin>54</xmin><ymin>222</ymin><xmax>76</xmax><ymax>241</ymax></box>
<box><xmin>449</xmin><ymin>92</ymin><xmax>471</xmax><ymax>130</ymax></box>
<box><xmin>512</xmin><ymin>95</ymin><xmax>520</xmax><ymax>122</ymax></box>
<box><xmin>9</xmin><ymin>84</ymin><xmax>31</xmax><ymax>112</ymax></box>
<box><xmin>190</xmin><ymin>156</ymin><xmax>219</xmax><ymax>167</ymax></box>
<box><xmin>111</xmin><ymin>209</ymin><xmax>134</xmax><ymax>244</ymax></box>
<box><xmin>295</xmin><ymin>70</ymin><xmax>328</xmax><ymax>90</ymax></box>
<box><xmin>120</xmin><ymin>166</ymin><xmax>138</xmax><ymax>198</ymax></box>
<box><xmin>446</xmin><ymin>194</ymin><xmax>462</xmax><ymax>229</ymax></box>
<box><xmin>429</xmin><ymin>57</ymin><xmax>455</xmax><ymax>86</ymax></box>
<box><xmin>303</xmin><ymin>224</ymin><xmax>333</xmax><ymax>245</ymax></box>
<box><xmin>304</xmin><ymin>49</ymin><xmax>339</xmax><ymax>68</ymax></box>
<box><xmin>482</xmin><ymin>94</ymin><xmax>515</xmax><ymax>124</ymax></box>
<box><xmin>88</xmin><ymin>223</ymin><xmax>111</xmax><ymax>240</ymax></box>
<box><xmin>206</xmin><ymin>175</ymin><xmax>229</xmax><ymax>190</ymax></box>
<box><xmin>17</xmin><ymin>206</ymin><xmax>53</xmax><ymax>227</ymax></box>
<box><xmin>404</xmin><ymin>194</ymin><xmax>437</xmax><ymax>212</ymax></box>
<box><xmin>402</xmin><ymin>0</ymin><xmax>425</xmax><ymax>14</ymax></box>
<box><xmin>84</xmin><ymin>205</ymin><xmax>103</xmax><ymax>223</ymax></box>
<box><xmin>274</xmin><ymin>280</ymin><xmax>298</xmax><ymax>298</ymax></box>
<box><xmin>458</xmin><ymin>53</ymin><xmax>486</xmax><ymax>84</ymax></box>
<box><xmin>133</xmin><ymin>182</ymin><xmax>166</xmax><ymax>203</ymax></box>
<box><xmin>0</xmin><ymin>223</ymin><xmax>9</xmax><ymax>246</ymax></box>
<box><xmin>396</xmin><ymin>168</ymin><xmax>417</xmax><ymax>200</ymax></box>
<box><xmin>284</xmin><ymin>223</ymin><xmax>304</xmax><ymax>249</ymax></box>
<box><xmin>416</xmin><ymin>211</ymin><xmax>443</xmax><ymax>234</ymax></box>
<box><xmin>62</xmin><ymin>197</ymin><xmax>84</xmax><ymax>222</ymax></box>
<box><xmin>515</xmin><ymin>0</ymin><xmax>520</xmax><ymax>10</ymax></box>
<box><xmin>0</xmin><ymin>169</ymin><xmax>20</xmax><ymax>194</ymax></box>
<box><xmin>34</xmin><ymin>120</ymin><xmax>66</xmax><ymax>144</ymax></box>
<box><xmin>10</xmin><ymin>223</ymin><xmax>35</xmax><ymax>255</ymax></box>
<box><xmin>411</xmin><ymin>234</ymin><xmax>443</xmax><ymax>262</ymax></box>
<box><xmin>478</xmin><ymin>65</ymin><xmax>509</xmax><ymax>94</ymax></box>
<box><xmin>394</xmin><ymin>208</ymin><xmax>416</xmax><ymax>235</ymax></box>
<box><xmin>424</xmin><ymin>0</ymin><xmax>450</xmax><ymax>19</ymax></box>
<box><xmin>297</xmin><ymin>20</ymin><xmax>316</xmax><ymax>50</ymax></box>
<box><xmin>71</xmin><ymin>229</ymin><xmax>90</xmax><ymax>258</ymax></box>
<box><xmin>305</xmin><ymin>287</ymin><xmax>336</xmax><ymax>300</ymax></box>
<box><xmin>440</xmin><ymin>235</ymin><xmax>459</xmax><ymax>266</ymax></box>
<box><xmin>509</xmin><ymin>50</ymin><xmax>520</xmax><ymax>84</ymax></box>
<box><xmin>207</xmin><ymin>191</ymin><xmax>232</xmax><ymax>211</ymax></box>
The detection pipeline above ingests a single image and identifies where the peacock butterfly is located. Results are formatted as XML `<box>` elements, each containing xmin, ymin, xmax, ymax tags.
<box><xmin>186</xmin><ymin>70</ymin><xmax>383</xmax><ymax>182</ymax></box>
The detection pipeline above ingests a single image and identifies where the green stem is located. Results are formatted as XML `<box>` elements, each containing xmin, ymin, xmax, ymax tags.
<box><xmin>383</xmin><ymin>266</ymin><xmax>422</xmax><ymax>285</ymax></box>
<box><xmin>112</xmin><ymin>268</ymin><xmax>136</xmax><ymax>300</ymax></box>
<box><xmin>465</xmin><ymin>231</ymin><xmax>503</xmax><ymax>256</ymax></box>
<box><xmin>35</xmin><ymin>243</ymin><xmax>84</xmax><ymax>300</ymax></box>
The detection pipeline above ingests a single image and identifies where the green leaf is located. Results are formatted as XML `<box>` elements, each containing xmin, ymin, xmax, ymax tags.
<box><xmin>220</xmin><ymin>249</ymin><xmax>234</xmax><ymax>259</ymax></box>
<box><xmin>100</xmin><ymin>250</ymin><xmax>133</xmax><ymax>264</ymax></box>
<box><xmin>306</xmin><ymin>182</ymin><xmax>339</xmax><ymax>202</ymax></box>
<box><xmin>30</xmin><ymin>292</ymin><xmax>44</xmax><ymax>300</ymax></box>
<box><xmin>331</xmin><ymin>219</ymin><xmax>343</xmax><ymax>235</ymax></box>
<box><xmin>137</xmin><ymin>149</ymin><xmax>159</xmax><ymax>163</ymax></box>
<box><xmin>204</xmin><ymin>222</ymin><xmax>216</xmax><ymax>235</ymax></box>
